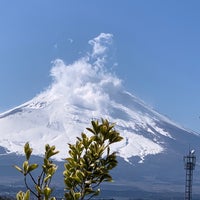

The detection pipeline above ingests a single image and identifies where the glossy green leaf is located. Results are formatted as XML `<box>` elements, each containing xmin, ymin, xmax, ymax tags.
<box><xmin>13</xmin><ymin>165</ymin><xmax>23</xmax><ymax>174</ymax></box>
<box><xmin>44</xmin><ymin>186</ymin><xmax>51</xmax><ymax>199</ymax></box>
<box><xmin>24</xmin><ymin>142</ymin><xmax>32</xmax><ymax>160</ymax></box>
<box><xmin>27</xmin><ymin>163</ymin><xmax>38</xmax><ymax>173</ymax></box>
<box><xmin>23</xmin><ymin>190</ymin><xmax>30</xmax><ymax>200</ymax></box>
<box><xmin>16</xmin><ymin>190</ymin><xmax>30</xmax><ymax>200</ymax></box>
<box><xmin>23</xmin><ymin>161</ymin><xmax>29</xmax><ymax>175</ymax></box>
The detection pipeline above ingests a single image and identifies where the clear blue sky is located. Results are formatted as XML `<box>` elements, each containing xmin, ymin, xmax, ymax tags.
<box><xmin>1</xmin><ymin>1</ymin><xmax>200</xmax><ymax>132</ymax></box>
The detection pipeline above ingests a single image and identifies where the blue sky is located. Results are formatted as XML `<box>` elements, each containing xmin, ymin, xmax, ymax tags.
<box><xmin>1</xmin><ymin>1</ymin><xmax>200</xmax><ymax>132</ymax></box>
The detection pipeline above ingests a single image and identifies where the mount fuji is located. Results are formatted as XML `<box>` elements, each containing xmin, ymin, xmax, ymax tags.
<box><xmin>0</xmin><ymin>33</ymin><xmax>200</xmax><ymax>198</ymax></box>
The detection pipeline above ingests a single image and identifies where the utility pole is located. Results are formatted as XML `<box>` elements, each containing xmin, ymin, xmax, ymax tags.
<box><xmin>184</xmin><ymin>150</ymin><xmax>196</xmax><ymax>200</ymax></box>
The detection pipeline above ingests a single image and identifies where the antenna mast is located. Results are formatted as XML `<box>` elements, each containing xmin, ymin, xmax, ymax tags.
<box><xmin>184</xmin><ymin>150</ymin><xmax>196</xmax><ymax>200</ymax></box>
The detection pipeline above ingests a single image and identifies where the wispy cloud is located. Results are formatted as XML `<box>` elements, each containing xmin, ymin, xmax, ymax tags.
<box><xmin>88</xmin><ymin>33</ymin><xmax>113</xmax><ymax>58</ymax></box>
<box><xmin>50</xmin><ymin>55</ymin><xmax>121</xmax><ymax>112</ymax></box>
<box><xmin>68</xmin><ymin>38</ymin><xmax>73</xmax><ymax>43</ymax></box>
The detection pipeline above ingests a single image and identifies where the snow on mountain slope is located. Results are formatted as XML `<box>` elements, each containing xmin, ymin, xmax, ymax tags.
<box><xmin>0</xmin><ymin>33</ymin><xmax>198</xmax><ymax>163</ymax></box>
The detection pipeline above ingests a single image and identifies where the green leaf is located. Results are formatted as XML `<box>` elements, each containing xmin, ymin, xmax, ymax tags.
<box><xmin>24</xmin><ymin>142</ymin><xmax>32</xmax><ymax>160</ymax></box>
<box><xmin>44</xmin><ymin>186</ymin><xmax>52</xmax><ymax>199</ymax></box>
<box><xmin>45</xmin><ymin>144</ymin><xmax>50</xmax><ymax>152</ymax></box>
<box><xmin>27</xmin><ymin>163</ymin><xmax>38</xmax><ymax>173</ymax></box>
<box><xmin>16</xmin><ymin>191</ymin><xmax>23</xmax><ymax>200</ymax></box>
<box><xmin>44</xmin><ymin>174</ymin><xmax>52</xmax><ymax>183</ymax></box>
<box><xmin>16</xmin><ymin>190</ymin><xmax>30</xmax><ymax>200</ymax></box>
<box><xmin>74</xmin><ymin>192</ymin><xmax>81</xmax><ymax>199</ymax></box>
<box><xmin>35</xmin><ymin>185</ymin><xmax>42</xmax><ymax>194</ymax></box>
<box><xmin>73</xmin><ymin>174</ymin><xmax>81</xmax><ymax>183</ymax></box>
<box><xmin>45</xmin><ymin>144</ymin><xmax>59</xmax><ymax>159</ymax></box>
<box><xmin>13</xmin><ymin>165</ymin><xmax>23</xmax><ymax>174</ymax></box>
<box><xmin>23</xmin><ymin>190</ymin><xmax>30</xmax><ymax>200</ymax></box>
<box><xmin>23</xmin><ymin>161</ymin><xmax>29</xmax><ymax>175</ymax></box>
<box><xmin>86</xmin><ymin>127</ymin><xmax>96</xmax><ymax>134</ymax></box>
<box><xmin>48</xmin><ymin>165</ymin><xmax>57</xmax><ymax>176</ymax></box>
<box><xmin>76</xmin><ymin>170</ymin><xmax>85</xmax><ymax>180</ymax></box>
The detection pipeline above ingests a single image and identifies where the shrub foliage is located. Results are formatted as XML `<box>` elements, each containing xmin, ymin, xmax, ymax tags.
<box><xmin>14</xmin><ymin>119</ymin><xmax>123</xmax><ymax>200</ymax></box>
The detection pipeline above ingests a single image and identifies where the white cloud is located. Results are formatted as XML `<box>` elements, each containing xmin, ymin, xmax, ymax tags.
<box><xmin>49</xmin><ymin>53</ymin><xmax>121</xmax><ymax>113</ymax></box>
<box><xmin>88</xmin><ymin>33</ymin><xmax>113</xmax><ymax>57</ymax></box>
<box><xmin>68</xmin><ymin>38</ymin><xmax>73</xmax><ymax>43</ymax></box>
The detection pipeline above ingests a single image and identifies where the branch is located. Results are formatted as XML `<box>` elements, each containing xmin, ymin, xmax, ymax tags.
<box><xmin>87</xmin><ymin>193</ymin><xmax>97</xmax><ymax>200</ymax></box>
<box><xmin>24</xmin><ymin>175</ymin><xmax>38</xmax><ymax>198</ymax></box>
<box><xmin>38</xmin><ymin>170</ymin><xmax>44</xmax><ymax>187</ymax></box>
<box><xmin>28</xmin><ymin>172</ymin><xmax>37</xmax><ymax>185</ymax></box>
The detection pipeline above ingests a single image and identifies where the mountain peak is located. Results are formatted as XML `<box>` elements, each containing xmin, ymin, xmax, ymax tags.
<box><xmin>0</xmin><ymin>33</ymin><xmax>197</xmax><ymax>163</ymax></box>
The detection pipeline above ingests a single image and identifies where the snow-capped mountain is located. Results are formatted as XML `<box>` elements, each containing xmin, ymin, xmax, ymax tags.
<box><xmin>0</xmin><ymin>33</ymin><xmax>200</xmax><ymax>196</ymax></box>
